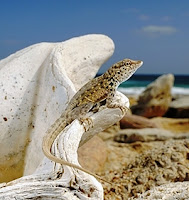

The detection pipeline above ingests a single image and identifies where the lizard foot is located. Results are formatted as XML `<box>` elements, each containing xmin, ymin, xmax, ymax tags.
<box><xmin>107</xmin><ymin>103</ymin><xmax>129</xmax><ymax>115</ymax></box>
<box><xmin>80</xmin><ymin>117</ymin><xmax>93</xmax><ymax>132</ymax></box>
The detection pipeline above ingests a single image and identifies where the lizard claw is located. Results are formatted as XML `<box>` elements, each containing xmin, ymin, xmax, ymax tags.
<box><xmin>80</xmin><ymin>117</ymin><xmax>93</xmax><ymax>132</ymax></box>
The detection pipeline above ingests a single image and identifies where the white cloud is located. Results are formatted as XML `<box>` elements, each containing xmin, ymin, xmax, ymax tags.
<box><xmin>140</xmin><ymin>25</ymin><xmax>177</xmax><ymax>36</ymax></box>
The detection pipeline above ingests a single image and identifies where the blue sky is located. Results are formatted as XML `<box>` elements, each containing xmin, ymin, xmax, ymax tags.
<box><xmin>0</xmin><ymin>0</ymin><xmax>189</xmax><ymax>74</ymax></box>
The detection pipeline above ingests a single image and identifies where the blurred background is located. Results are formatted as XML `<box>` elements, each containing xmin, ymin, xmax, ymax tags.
<box><xmin>1</xmin><ymin>2</ymin><xmax>189</xmax><ymax>197</ymax></box>
<box><xmin>1</xmin><ymin>0</ymin><xmax>189</xmax><ymax>73</ymax></box>
<box><xmin>1</xmin><ymin>0</ymin><xmax>189</xmax><ymax>91</ymax></box>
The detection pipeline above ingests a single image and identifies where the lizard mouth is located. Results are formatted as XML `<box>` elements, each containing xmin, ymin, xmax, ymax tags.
<box><xmin>132</xmin><ymin>60</ymin><xmax>143</xmax><ymax>68</ymax></box>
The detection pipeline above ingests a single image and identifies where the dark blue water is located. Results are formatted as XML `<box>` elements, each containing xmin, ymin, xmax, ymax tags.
<box><xmin>120</xmin><ymin>74</ymin><xmax>189</xmax><ymax>88</ymax></box>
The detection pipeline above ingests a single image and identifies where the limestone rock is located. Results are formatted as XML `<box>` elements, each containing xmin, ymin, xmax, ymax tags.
<box><xmin>120</xmin><ymin>114</ymin><xmax>159</xmax><ymax>129</ymax></box>
<box><xmin>114</xmin><ymin>128</ymin><xmax>176</xmax><ymax>143</ymax></box>
<box><xmin>151</xmin><ymin>117</ymin><xmax>189</xmax><ymax>133</ymax></box>
<box><xmin>0</xmin><ymin>34</ymin><xmax>114</xmax><ymax>182</ymax></box>
<box><xmin>103</xmin><ymin>139</ymin><xmax>189</xmax><ymax>199</ymax></box>
<box><xmin>131</xmin><ymin>74</ymin><xmax>174</xmax><ymax>118</ymax></box>
<box><xmin>136</xmin><ymin>181</ymin><xmax>189</xmax><ymax>200</ymax></box>
<box><xmin>97</xmin><ymin>122</ymin><xmax>121</xmax><ymax>142</ymax></box>
<box><xmin>101</xmin><ymin>140</ymin><xmax>140</xmax><ymax>173</ymax></box>
<box><xmin>78</xmin><ymin>136</ymin><xmax>107</xmax><ymax>173</ymax></box>
<box><xmin>165</xmin><ymin>96</ymin><xmax>189</xmax><ymax>118</ymax></box>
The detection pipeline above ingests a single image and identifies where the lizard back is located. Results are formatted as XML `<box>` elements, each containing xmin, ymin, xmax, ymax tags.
<box><xmin>42</xmin><ymin>58</ymin><xmax>143</xmax><ymax>183</ymax></box>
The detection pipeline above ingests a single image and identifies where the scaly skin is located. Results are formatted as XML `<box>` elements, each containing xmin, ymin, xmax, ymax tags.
<box><xmin>42</xmin><ymin>58</ymin><xmax>143</xmax><ymax>183</ymax></box>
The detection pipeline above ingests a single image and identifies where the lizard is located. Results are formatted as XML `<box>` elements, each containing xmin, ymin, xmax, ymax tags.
<box><xmin>42</xmin><ymin>58</ymin><xmax>143</xmax><ymax>183</ymax></box>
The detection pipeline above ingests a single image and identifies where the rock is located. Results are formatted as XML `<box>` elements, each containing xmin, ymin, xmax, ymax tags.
<box><xmin>151</xmin><ymin>117</ymin><xmax>189</xmax><ymax>133</ymax></box>
<box><xmin>165</xmin><ymin>96</ymin><xmax>189</xmax><ymax>118</ymax></box>
<box><xmin>136</xmin><ymin>182</ymin><xmax>189</xmax><ymax>200</ymax></box>
<box><xmin>78</xmin><ymin>136</ymin><xmax>107</xmax><ymax>173</ymax></box>
<box><xmin>127</xmin><ymin>95</ymin><xmax>139</xmax><ymax>106</ymax></box>
<box><xmin>97</xmin><ymin>122</ymin><xmax>121</xmax><ymax>142</ymax></box>
<box><xmin>131</xmin><ymin>74</ymin><xmax>174</xmax><ymax>118</ymax></box>
<box><xmin>114</xmin><ymin>128</ymin><xmax>176</xmax><ymax>143</ymax></box>
<box><xmin>103</xmin><ymin>139</ymin><xmax>189</xmax><ymax>199</ymax></box>
<box><xmin>101</xmin><ymin>140</ymin><xmax>141</xmax><ymax>173</ymax></box>
<box><xmin>120</xmin><ymin>114</ymin><xmax>159</xmax><ymax>129</ymax></box>
<box><xmin>0</xmin><ymin>34</ymin><xmax>114</xmax><ymax>182</ymax></box>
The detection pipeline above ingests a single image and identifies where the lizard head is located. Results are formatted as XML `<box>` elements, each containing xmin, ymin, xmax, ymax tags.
<box><xmin>111</xmin><ymin>58</ymin><xmax>143</xmax><ymax>83</ymax></box>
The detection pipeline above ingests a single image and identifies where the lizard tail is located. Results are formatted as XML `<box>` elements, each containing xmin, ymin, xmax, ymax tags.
<box><xmin>43</xmin><ymin>147</ymin><xmax>111</xmax><ymax>184</ymax></box>
<box><xmin>42</xmin><ymin>119</ymin><xmax>111</xmax><ymax>185</ymax></box>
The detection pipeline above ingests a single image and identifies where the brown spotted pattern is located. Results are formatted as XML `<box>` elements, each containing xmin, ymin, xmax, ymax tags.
<box><xmin>42</xmin><ymin>58</ymin><xmax>143</xmax><ymax>183</ymax></box>
<box><xmin>76</xmin><ymin>59</ymin><xmax>143</xmax><ymax>107</ymax></box>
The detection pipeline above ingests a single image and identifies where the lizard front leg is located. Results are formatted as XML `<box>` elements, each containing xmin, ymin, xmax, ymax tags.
<box><xmin>80</xmin><ymin>117</ymin><xmax>94</xmax><ymax>132</ymax></box>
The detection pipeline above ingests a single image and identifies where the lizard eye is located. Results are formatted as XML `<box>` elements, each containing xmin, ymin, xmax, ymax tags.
<box><xmin>126</xmin><ymin>62</ymin><xmax>130</xmax><ymax>66</ymax></box>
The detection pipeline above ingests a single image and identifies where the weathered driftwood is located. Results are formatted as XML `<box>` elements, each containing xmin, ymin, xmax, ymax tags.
<box><xmin>0</xmin><ymin>32</ymin><xmax>129</xmax><ymax>199</ymax></box>
<box><xmin>0</xmin><ymin>91</ymin><xmax>129</xmax><ymax>199</ymax></box>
